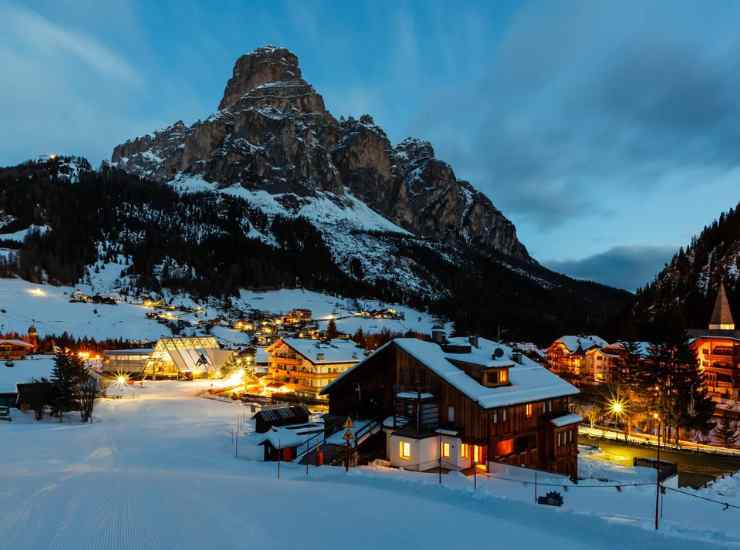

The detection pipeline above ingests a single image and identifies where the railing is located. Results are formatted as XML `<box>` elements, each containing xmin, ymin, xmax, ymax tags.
<box><xmin>354</xmin><ymin>418</ymin><xmax>381</xmax><ymax>446</ymax></box>
<box><xmin>295</xmin><ymin>430</ymin><xmax>325</xmax><ymax>460</ymax></box>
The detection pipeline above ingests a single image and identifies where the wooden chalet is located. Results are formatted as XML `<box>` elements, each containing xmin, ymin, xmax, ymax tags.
<box><xmin>266</xmin><ymin>337</ymin><xmax>364</xmax><ymax>399</ymax></box>
<box><xmin>545</xmin><ymin>335</ymin><xmax>607</xmax><ymax>380</ymax></box>
<box><xmin>322</xmin><ymin>334</ymin><xmax>581</xmax><ymax>477</ymax></box>
<box><xmin>0</xmin><ymin>338</ymin><xmax>35</xmax><ymax>361</ymax></box>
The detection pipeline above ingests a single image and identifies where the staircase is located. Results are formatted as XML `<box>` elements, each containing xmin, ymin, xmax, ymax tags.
<box><xmin>297</xmin><ymin>418</ymin><xmax>383</xmax><ymax>466</ymax></box>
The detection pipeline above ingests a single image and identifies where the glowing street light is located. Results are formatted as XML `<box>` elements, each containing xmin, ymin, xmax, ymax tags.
<box><xmin>609</xmin><ymin>399</ymin><xmax>625</xmax><ymax>417</ymax></box>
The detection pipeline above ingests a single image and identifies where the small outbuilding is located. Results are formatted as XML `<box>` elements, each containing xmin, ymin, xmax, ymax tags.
<box><xmin>254</xmin><ymin>405</ymin><xmax>311</xmax><ymax>433</ymax></box>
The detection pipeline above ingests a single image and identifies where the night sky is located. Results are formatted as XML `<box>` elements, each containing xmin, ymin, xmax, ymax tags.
<box><xmin>3</xmin><ymin>0</ymin><xmax>738</xmax><ymax>291</ymax></box>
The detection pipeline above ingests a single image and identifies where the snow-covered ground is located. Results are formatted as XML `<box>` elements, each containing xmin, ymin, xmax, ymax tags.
<box><xmin>0</xmin><ymin>277</ymin><xmax>446</xmax><ymax>341</ymax></box>
<box><xmin>0</xmin><ymin>381</ymin><xmax>735</xmax><ymax>549</ymax></box>
<box><xmin>0</xmin><ymin>278</ymin><xmax>167</xmax><ymax>341</ymax></box>
<box><xmin>0</xmin><ymin>355</ymin><xmax>55</xmax><ymax>393</ymax></box>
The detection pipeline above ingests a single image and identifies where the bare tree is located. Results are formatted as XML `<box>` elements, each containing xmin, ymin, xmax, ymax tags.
<box><xmin>79</xmin><ymin>377</ymin><xmax>97</xmax><ymax>423</ymax></box>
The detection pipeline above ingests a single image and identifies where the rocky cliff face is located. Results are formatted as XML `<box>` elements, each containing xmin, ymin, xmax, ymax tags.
<box><xmin>112</xmin><ymin>46</ymin><xmax>531</xmax><ymax>262</ymax></box>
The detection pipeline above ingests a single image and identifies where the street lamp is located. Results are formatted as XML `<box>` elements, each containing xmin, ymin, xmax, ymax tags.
<box><xmin>608</xmin><ymin>399</ymin><xmax>625</xmax><ymax>417</ymax></box>
<box><xmin>608</xmin><ymin>397</ymin><xmax>628</xmax><ymax>441</ymax></box>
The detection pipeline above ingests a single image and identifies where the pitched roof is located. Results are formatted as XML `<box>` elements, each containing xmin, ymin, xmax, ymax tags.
<box><xmin>323</xmin><ymin>337</ymin><xmax>579</xmax><ymax>408</ymax></box>
<box><xmin>0</xmin><ymin>339</ymin><xmax>34</xmax><ymax>349</ymax></box>
<box><xmin>275</xmin><ymin>337</ymin><xmax>364</xmax><ymax>365</ymax></box>
<box><xmin>553</xmin><ymin>335</ymin><xmax>607</xmax><ymax>353</ymax></box>
<box><xmin>710</xmin><ymin>282</ymin><xmax>735</xmax><ymax>330</ymax></box>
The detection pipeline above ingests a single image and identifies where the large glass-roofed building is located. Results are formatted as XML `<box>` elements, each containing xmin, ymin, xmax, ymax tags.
<box><xmin>103</xmin><ymin>337</ymin><xmax>233</xmax><ymax>379</ymax></box>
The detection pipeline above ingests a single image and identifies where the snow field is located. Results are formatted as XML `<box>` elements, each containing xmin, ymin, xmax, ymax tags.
<box><xmin>0</xmin><ymin>381</ymin><xmax>734</xmax><ymax>549</ymax></box>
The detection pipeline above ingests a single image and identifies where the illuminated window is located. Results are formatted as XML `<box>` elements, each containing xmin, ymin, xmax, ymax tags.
<box><xmin>399</xmin><ymin>440</ymin><xmax>411</xmax><ymax>460</ymax></box>
<box><xmin>442</xmin><ymin>442</ymin><xmax>451</xmax><ymax>458</ymax></box>
<box><xmin>525</xmin><ymin>403</ymin><xmax>533</xmax><ymax>417</ymax></box>
<box><xmin>460</xmin><ymin>444</ymin><xmax>470</xmax><ymax>459</ymax></box>
<box><xmin>473</xmin><ymin>445</ymin><xmax>483</xmax><ymax>464</ymax></box>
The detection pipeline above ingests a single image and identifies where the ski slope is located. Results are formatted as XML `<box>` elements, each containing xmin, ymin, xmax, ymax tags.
<box><xmin>0</xmin><ymin>382</ymin><xmax>734</xmax><ymax>549</ymax></box>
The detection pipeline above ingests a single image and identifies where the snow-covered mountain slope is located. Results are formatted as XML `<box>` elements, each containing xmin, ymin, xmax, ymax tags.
<box><xmin>0</xmin><ymin>276</ymin><xmax>445</xmax><ymax>341</ymax></box>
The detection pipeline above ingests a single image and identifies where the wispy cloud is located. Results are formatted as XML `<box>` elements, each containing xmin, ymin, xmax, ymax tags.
<box><xmin>2</xmin><ymin>1</ymin><xmax>140</xmax><ymax>83</ymax></box>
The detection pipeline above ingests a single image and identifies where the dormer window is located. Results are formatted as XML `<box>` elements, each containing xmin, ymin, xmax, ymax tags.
<box><xmin>483</xmin><ymin>367</ymin><xmax>510</xmax><ymax>387</ymax></box>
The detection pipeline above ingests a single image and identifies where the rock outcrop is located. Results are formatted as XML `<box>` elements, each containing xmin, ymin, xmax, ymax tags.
<box><xmin>112</xmin><ymin>45</ymin><xmax>531</xmax><ymax>261</ymax></box>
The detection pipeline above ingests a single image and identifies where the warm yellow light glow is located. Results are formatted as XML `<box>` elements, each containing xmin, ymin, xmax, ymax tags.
<box><xmin>400</xmin><ymin>440</ymin><xmax>411</xmax><ymax>459</ymax></box>
<box><xmin>221</xmin><ymin>368</ymin><xmax>244</xmax><ymax>387</ymax></box>
<box><xmin>77</xmin><ymin>351</ymin><xmax>90</xmax><ymax>360</ymax></box>
<box><xmin>26</xmin><ymin>288</ymin><xmax>47</xmax><ymax>297</ymax></box>
<box><xmin>608</xmin><ymin>398</ymin><xmax>626</xmax><ymax>417</ymax></box>
<box><xmin>114</xmin><ymin>372</ymin><xmax>129</xmax><ymax>386</ymax></box>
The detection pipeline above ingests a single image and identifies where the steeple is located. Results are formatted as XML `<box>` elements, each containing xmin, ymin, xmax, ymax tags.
<box><xmin>709</xmin><ymin>281</ymin><xmax>735</xmax><ymax>331</ymax></box>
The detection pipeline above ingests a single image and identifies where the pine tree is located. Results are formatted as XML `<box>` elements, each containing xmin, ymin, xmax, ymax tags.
<box><xmin>50</xmin><ymin>353</ymin><xmax>75</xmax><ymax>421</ymax></box>
<box><xmin>49</xmin><ymin>352</ymin><xmax>89</xmax><ymax>422</ymax></box>
<box><xmin>326</xmin><ymin>319</ymin><xmax>339</xmax><ymax>339</ymax></box>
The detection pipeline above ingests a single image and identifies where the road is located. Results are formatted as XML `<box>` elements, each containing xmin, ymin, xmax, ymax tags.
<box><xmin>580</xmin><ymin>434</ymin><xmax>740</xmax><ymax>488</ymax></box>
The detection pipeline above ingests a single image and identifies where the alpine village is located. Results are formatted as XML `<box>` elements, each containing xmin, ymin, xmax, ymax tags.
<box><xmin>3</xmin><ymin>24</ymin><xmax>740</xmax><ymax>550</ymax></box>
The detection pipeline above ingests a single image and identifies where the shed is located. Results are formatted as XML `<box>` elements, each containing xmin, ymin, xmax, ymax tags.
<box><xmin>254</xmin><ymin>405</ymin><xmax>310</xmax><ymax>433</ymax></box>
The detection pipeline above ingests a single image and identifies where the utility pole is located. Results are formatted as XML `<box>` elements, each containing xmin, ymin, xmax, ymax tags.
<box><xmin>534</xmin><ymin>469</ymin><xmax>538</xmax><ymax>504</ymax></box>
<box><xmin>654</xmin><ymin>415</ymin><xmax>661</xmax><ymax>530</ymax></box>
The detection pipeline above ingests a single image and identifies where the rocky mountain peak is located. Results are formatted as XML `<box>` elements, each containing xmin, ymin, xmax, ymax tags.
<box><xmin>111</xmin><ymin>45</ymin><xmax>534</xmax><ymax>264</ymax></box>
<box><xmin>219</xmin><ymin>46</ymin><xmax>304</xmax><ymax>111</ymax></box>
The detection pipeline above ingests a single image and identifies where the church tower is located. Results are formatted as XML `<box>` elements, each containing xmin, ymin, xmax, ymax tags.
<box><xmin>709</xmin><ymin>282</ymin><xmax>735</xmax><ymax>331</ymax></box>
<box><xmin>27</xmin><ymin>324</ymin><xmax>38</xmax><ymax>351</ymax></box>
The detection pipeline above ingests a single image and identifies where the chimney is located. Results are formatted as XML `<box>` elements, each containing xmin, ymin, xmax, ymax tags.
<box><xmin>431</xmin><ymin>326</ymin><xmax>446</xmax><ymax>345</ymax></box>
<box><xmin>468</xmin><ymin>335</ymin><xmax>479</xmax><ymax>348</ymax></box>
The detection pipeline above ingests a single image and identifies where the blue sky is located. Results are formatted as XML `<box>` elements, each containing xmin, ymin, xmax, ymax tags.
<box><xmin>2</xmin><ymin>0</ymin><xmax>739</xmax><ymax>291</ymax></box>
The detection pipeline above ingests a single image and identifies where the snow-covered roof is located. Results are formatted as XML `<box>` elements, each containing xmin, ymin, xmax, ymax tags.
<box><xmin>276</xmin><ymin>337</ymin><xmax>364</xmax><ymax>365</ymax></box>
<box><xmin>550</xmin><ymin>413</ymin><xmax>582</xmax><ymax>427</ymax></box>
<box><xmin>325</xmin><ymin>337</ymin><xmax>578</xmax><ymax>408</ymax></box>
<box><xmin>0</xmin><ymin>356</ymin><xmax>55</xmax><ymax>393</ymax></box>
<box><xmin>553</xmin><ymin>335</ymin><xmax>607</xmax><ymax>353</ymax></box>
<box><xmin>255</xmin><ymin>347</ymin><xmax>269</xmax><ymax>363</ymax></box>
<box><xmin>259</xmin><ymin>423</ymin><xmax>324</xmax><ymax>448</ymax></box>
<box><xmin>0</xmin><ymin>339</ymin><xmax>34</xmax><ymax>349</ymax></box>
<box><xmin>604</xmin><ymin>341</ymin><xmax>653</xmax><ymax>358</ymax></box>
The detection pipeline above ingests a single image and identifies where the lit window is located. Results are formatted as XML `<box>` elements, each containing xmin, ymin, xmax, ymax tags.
<box><xmin>399</xmin><ymin>440</ymin><xmax>411</xmax><ymax>460</ymax></box>
<box><xmin>502</xmin><ymin>408</ymin><xmax>507</xmax><ymax>422</ymax></box>
<box><xmin>492</xmin><ymin>411</ymin><xmax>497</xmax><ymax>423</ymax></box>
<box><xmin>460</xmin><ymin>444</ymin><xmax>470</xmax><ymax>458</ymax></box>
<box><xmin>473</xmin><ymin>445</ymin><xmax>483</xmax><ymax>464</ymax></box>
<box><xmin>442</xmin><ymin>442</ymin><xmax>451</xmax><ymax>458</ymax></box>
<box><xmin>525</xmin><ymin>403</ymin><xmax>533</xmax><ymax>417</ymax></box>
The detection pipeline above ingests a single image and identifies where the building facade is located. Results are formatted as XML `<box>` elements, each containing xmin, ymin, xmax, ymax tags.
<box><xmin>689</xmin><ymin>283</ymin><xmax>740</xmax><ymax>401</ymax></box>
<box><xmin>546</xmin><ymin>335</ymin><xmax>607</xmax><ymax>379</ymax></box>
<box><xmin>323</xmin><ymin>336</ymin><xmax>580</xmax><ymax>477</ymax></box>
<box><xmin>102</xmin><ymin>337</ymin><xmax>233</xmax><ymax>379</ymax></box>
<box><xmin>266</xmin><ymin>338</ymin><xmax>364</xmax><ymax>399</ymax></box>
